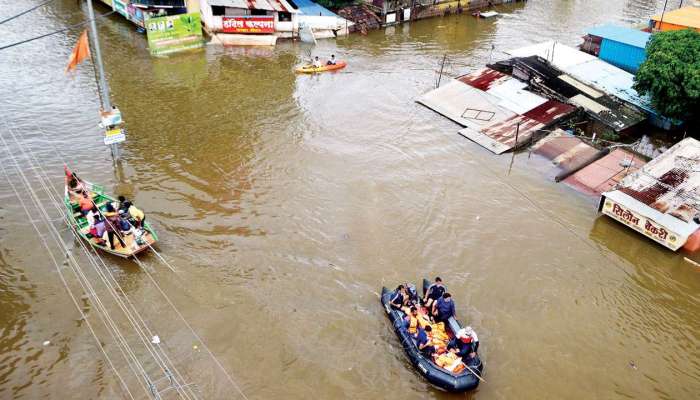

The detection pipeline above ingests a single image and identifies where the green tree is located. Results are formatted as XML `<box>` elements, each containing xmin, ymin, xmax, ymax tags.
<box><xmin>633</xmin><ymin>29</ymin><xmax>700</xmax><ymax>121</ymax></box>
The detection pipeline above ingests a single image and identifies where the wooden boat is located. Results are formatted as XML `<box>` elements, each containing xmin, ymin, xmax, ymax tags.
<box><xmin>379</xmin><ymin>279</ymin><xmax>484</xmax><ymax>392</ymax></box>
<box><xmin>295</xmin><ymin>61</ymin><xmax>347</xmax><ymax>74</ymax></box>
<box><xmin>63</xmin><ymin>168</ymin><xmax>158</xmax><ymax>258</ymax></box>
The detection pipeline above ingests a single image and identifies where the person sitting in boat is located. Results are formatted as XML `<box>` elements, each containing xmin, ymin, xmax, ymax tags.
<box><xmin>390</xmin><ymin>285</ymin><xmax>409</xmax><ymax>312</ymax></box>
<box><xmin>423</xmin><ymin>277</ymin><xmax>445</xmax><ymax>309</ymax></box>
<box><xmin>312</xmin><ymin>56</ymin><xmax>321</xmax><ymax>68</ymax></box>
<box><xmin>448</xmin><ymin>327</ymin><xmax>479</xmax><ymax>359</ymax></box>
<box><xmin>406</xmin><ymin>306</ymin><xmax>432</xmax><ymax>334</ymax></box>
<box><xmin>78</xmin><ymin>192</ymin><xmax>93</xmax><ymax>216</ymax></box>
<box><xmin>432</xmin><ymin>292</ymin><xmax>455</xmax><ymax>324</ymax></box>
<box><xmin>67</xmin><ymin>176</ymin><xmax>86</xmax><ymax>200</ymax></box>
<box><xmin>128</xmin><ymin>203</ymin><xmax>146</xmax><ymax>230</ymax></box>
<box><xmin>90</xmin><ymin>214</ymin><xmax>107</xmax><ymax>246</ymax></box>
<box><xmin>104</xmin><ymin>203</ymin><xmax>127</xmax><ymax>250</ymax></box>
<box><xmin>415</xmin><ymin>325</ymin><xmax>436</xmax><ymax>357</ymax></box>
<box><xmin>326</xmin><ymin>55</ymin><xmax>337</xmax><ymax>66</ymax></box>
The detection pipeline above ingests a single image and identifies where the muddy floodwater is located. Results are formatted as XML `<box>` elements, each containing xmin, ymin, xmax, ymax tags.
<box><xmin>1</xmin><ymin>0</ymin><xmax>698</xmax><ymax>399</ymax></box>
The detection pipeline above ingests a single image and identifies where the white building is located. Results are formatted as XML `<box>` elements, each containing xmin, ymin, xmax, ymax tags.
<box><xmin>200</xmin><ymin>0</ymin><xmax>300</xmax><ymax>46</ymax></box>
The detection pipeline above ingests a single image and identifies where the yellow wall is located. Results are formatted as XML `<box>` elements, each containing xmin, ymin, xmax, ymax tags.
<box><xmin>654</xmin><ymin>21</ymin><xmax>700</xmax><ymax>32</ymax></box>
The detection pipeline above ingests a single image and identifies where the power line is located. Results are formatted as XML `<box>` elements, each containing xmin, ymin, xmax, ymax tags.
<box><xmin>0</xmin><ymin>0</ymin><xmax>57</xmax><ymax>25</ymax></box>
<box><xmin>0</xmin><ymin>10</ymin><xmax>115</xmax><ymax>52</ymax></box>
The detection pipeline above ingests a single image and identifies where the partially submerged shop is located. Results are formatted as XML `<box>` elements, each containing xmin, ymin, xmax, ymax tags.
<box><xmin>199</xmin><ymin>0</ymin><xmax>299</xmax><ymax>46</ymax></box>
<box><xmin>599</xmin><ymin>138</ymin><xmax>700</xmax><ymax>252</ymax></box>
<box><xmin>98</xmin><ymin>0</ymin><xmax>193</xmax><ymax>29</ymax></box>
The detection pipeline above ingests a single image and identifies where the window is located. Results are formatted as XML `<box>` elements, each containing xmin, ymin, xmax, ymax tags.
<box><xmin>251</xmin><ymin>9</ymin><xmax>268</xmax><ymax>16</ymax></box>
<box><xmin>211</xmin><ymin>5</ymin><xmax>225</xmax><ymax>16</ymax></box>
<box><xmin>278</xmin><ymin>12</ymin><xmax>292</xmax><ymax>22</ymax></box>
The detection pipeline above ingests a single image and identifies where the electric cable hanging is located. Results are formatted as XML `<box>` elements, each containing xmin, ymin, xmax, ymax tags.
<box><xmin>0</xmin><ymin>124</ymin><xmax>201</xmax><ymax>400</ymax></box>
<box><xmin>26</xmin><ymin>120</ymin><xmax>250</xmax><ymax>399</ymax></box>
<box><xmin>0</xmin><ymin>0</ymin><xmax>57</xmax><ymax>25</ymax></box>
<box><xmin>0</xmin><ymin>10</ymin><xmax>115</xmax><ymax>51</ymax></box>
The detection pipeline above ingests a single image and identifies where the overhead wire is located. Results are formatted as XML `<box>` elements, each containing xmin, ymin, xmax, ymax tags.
<box><xmin>0</xmin><ymin>131</ymin><xmax>147</xmax><ymax>399</ymax></box>
<box><xmin>0</xmin><ymin>118</ymin><xmax>199</xmax><ymax>400</ymax></box>
<box><xmin>0</xmin><ymin>0</ymin><xmax>57</xmax><ymax>25</ymax></box>
<box><xmin>22</xmin><ymin>120</ymin><xmax>249</xmax><ymax>399</ymax></box>
<box><xmin>0</xmin><ymin>10</ymin><xmax>116</xmax><ymax>52</ymax></box>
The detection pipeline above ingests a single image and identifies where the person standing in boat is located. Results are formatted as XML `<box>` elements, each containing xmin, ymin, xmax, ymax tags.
<box><xmin>104</xmin><ymin>203</ymin><xmax>126</xmax><ymax>250</ymax></box>
<box><xmin>432</xmin><ymin>292</ymin><xmax>455</xmax><ymax>324</ymax></box>
<box><xmin>423</xmin><ymin>277</ymin><xmax>445</xmax><ymax>309</ymax></box>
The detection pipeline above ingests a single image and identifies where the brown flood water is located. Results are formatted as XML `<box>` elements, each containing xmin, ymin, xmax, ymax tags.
<box><xmin>0</xmin><ymin>0</ymin><xmax>698</xmax><ymax>399</ymax></box>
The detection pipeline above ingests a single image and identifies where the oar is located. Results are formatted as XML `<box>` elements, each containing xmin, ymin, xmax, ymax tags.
<box><xmin>462</xmin><ymin>361</ymin><xmax>486</xmax><ymax>383</ymax></box>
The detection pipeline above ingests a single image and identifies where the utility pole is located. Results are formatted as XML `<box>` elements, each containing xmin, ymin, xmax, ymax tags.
<box><xmin>86</xmin><ymin>0</ymin><xmax>121</xmax><ymax>162</ymax></box>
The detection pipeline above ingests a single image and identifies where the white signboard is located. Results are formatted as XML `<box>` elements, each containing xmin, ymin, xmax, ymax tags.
<box><xmin>601</xmin><ymin>197</ymin><xmax>683</xmax><ymax>250</ymax></box>
<box><xmin>104</xmin><ymin>127</ymin><xmax>126</xmax><ymax>145</ymax></box>
<box><xmin>386</xmin><ymin>13</ymin><xmax>396</xmax><ymax>24</ymax></box>
<box><xmin>403</xmin><ymin>8</ymin><xmax>411</xmax><ymax>21</ymax></box>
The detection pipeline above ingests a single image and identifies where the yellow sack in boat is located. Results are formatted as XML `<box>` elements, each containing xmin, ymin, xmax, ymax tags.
<box><xmin>129</xmin><ymin>205</ymin><xmax>145</xmax><ymax>221</ymax></box>
<box><xmin>435</xmin><ymin>352</ymin><xmax>459</xmax><ymax>368</ymax></box>
<box><xmin>416</xmin><ymin>314</ymin><xmax>431</xmax><ymax>328</ymax></box>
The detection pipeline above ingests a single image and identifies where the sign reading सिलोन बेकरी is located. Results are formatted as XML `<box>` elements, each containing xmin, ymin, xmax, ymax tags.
<box><xmin>221</xmin><ymin>16</ymin><xmax>275</xmax><ymax>34</ymax></box>
<box><xmin>601</xmin><ymin>197</ymin><xmax>683</xmax><ymax>250</ymax></box>
<box><xmin>146</xmin><ymin>13</ymin><xmax>204</xmax><ymax>56</ymax></box>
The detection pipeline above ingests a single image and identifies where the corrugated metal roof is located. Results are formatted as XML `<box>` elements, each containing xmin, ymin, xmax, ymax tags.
<box><xmin>507</xmin><ymin>42</ymin><xmax>655</xmax><ymax>115</ymax></box>
<box><xmin>416</xmin><ymin>80</ymin><xmax>516</xmax><ymax>130</ymax></box>
<box><xmin>294</xmin><ymin>0</ymin><xmax>337</xmax><ymax>16</ymax></box>
<box><xmin>564</xmin><ymin>148</ymin><xmax>646</xmax><ymax>195</ymax></box>
<box><xmin>486</xmin><ymin>78</ymin><xmax>547</xmax><ymax>115</ymax></box>
<box><xmin>651</xmin><ymin>6</ymin><xmax>700</xmax><ymax>29</ymax></box>
<box><xmin>208</xmin><ymin>0</ymin><xmax>296</xmax><ymax>12</ymax></box>
<box><xmin>531</xmin><ymin>129</ymin><xmax>599</xmax><ymax>172</ymax></box>
<box><xmin>459</xmin><ymin>99</ymin><xmax>575</xmax><ymax>154</ymax></box>
<box><xmin>613</xmin><ymin>138</ymin><xmax>700</xmax><ymax>224</ymax></box>
<box><xmin>458</xmin><ymin>68</ymin><xmax>508</xmax><ymax>91</ymax></box>
<box><xmin>586</xmin><ymin>24</ymin><xmax>650</xmax><ymax>49</ymax></box>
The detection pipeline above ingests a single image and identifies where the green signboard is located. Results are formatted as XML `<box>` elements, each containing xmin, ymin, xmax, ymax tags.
<box><xmin>146</xmin><ymin>13</ymin><xmax>204</xmax><ymax>56</ymax></box>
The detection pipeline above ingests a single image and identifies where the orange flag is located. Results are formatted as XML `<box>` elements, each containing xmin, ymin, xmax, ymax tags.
<box><xmin>65</xmin><ymin>30</ymin><xmax>90</xmax><ymax>73</ymax></box>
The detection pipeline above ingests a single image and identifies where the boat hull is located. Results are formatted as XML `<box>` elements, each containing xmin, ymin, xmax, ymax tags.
<box><xmin>64</xmin><ymin>181</ymin><xmax>158</xmax><ymax>259</ymax></box>
<box><xmin>380</xmin><ymin>281</ymin><xmax>483</xmax><ymax>392</ymax></box>
<box><xmin>295</xmin><ymin>61</ymin><xmax>347</xmax><ymax>73</ymax></box>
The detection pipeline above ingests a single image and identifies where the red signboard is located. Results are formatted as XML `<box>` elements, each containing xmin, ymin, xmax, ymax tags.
<box><xmin>222</xmin><ymin>16</ymin><xmax>275</xmax><ymax>34</ymax></box>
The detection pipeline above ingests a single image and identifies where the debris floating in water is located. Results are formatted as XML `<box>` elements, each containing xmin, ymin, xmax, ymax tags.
<box><xmin>151</xmin><ymin>335</ymin><xmax>160</xmax><ymax>344</ymax></box>
<box><xmin>43</xmin><ymin>340</ymin><xmax>50</xmax><ymax>346</ymax></box>
<box><xmin>629</xmin><ymin>361</ymin><xmax>637</xmax><ymax>370</ymax></box>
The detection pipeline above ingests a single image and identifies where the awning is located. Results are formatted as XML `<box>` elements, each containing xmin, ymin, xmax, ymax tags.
<box><xmin>208</xmin><ymin>0</ymin><xmax>299</xmax><ymax>13</ymax></box>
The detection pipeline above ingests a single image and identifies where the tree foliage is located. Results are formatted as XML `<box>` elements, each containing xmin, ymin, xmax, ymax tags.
<box><xmin>633</xmin><ymin>29</ymin><xmax>700</xmax><ymax>121</ymax></box>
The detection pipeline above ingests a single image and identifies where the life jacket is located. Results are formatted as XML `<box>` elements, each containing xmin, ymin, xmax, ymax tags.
<box><xmin>408</xmin><ymin>316</ymin><xmax>418</xmax><ymax>334</ymax></box>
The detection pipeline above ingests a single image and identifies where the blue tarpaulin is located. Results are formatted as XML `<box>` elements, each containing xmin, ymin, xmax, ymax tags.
<box><xmin>294</xmin><ymin>0</ymin><xmax>338</xmax><ymax>17</ymax></box>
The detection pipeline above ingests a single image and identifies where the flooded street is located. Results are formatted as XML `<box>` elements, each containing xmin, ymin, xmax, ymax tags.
<box><xmin>1</xmin><ymin>0</ymin><xmax>699</xmax><ymax>399</ymax></box>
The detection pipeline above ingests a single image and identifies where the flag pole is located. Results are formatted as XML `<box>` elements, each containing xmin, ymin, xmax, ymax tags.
<box><xmin>85</xmin><ymin>0</ymin><xmax>119</xmax><ymax>162</ymax></box>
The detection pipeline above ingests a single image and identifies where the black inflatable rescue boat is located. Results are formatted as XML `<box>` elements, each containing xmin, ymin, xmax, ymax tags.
<box><xmin>380</xmin><ymin>279</ymin><xmax>483</xmax><ymax>392</ymax></box>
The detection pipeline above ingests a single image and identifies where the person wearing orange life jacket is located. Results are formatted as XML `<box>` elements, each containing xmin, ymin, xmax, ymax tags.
<box><xmin>78</xmin><ymin>191</ymin><xmax>93</xmax><ymax>216</ymax></box>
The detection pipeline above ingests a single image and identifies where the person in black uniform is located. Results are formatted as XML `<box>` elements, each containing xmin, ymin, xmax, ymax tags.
<box><xmin>423</xmin><ymin>277</ymin><xmax>445</xmax><ymax>309</ymax></box>
<box><xmin>389</xmin><ymin>285</ymin><xmax>408</xmax><ymax>312</ymax></box>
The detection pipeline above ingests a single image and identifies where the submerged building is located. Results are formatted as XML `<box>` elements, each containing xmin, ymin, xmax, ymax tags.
<box><xmin>599</xmin><ymin>138</ymin><xmax>700</xmax><ymax>252</ymax></box>
<box><xmin>581</xmin><ymin>24</ymin><xmax>650</xmax><ymax>73</ymax></box>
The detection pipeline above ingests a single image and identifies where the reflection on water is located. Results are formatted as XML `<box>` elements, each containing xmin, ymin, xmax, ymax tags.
<box><xmin>0</xmin><ymin>0</ymin><xmax>698</xmax><ymax>398</ymax></box>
